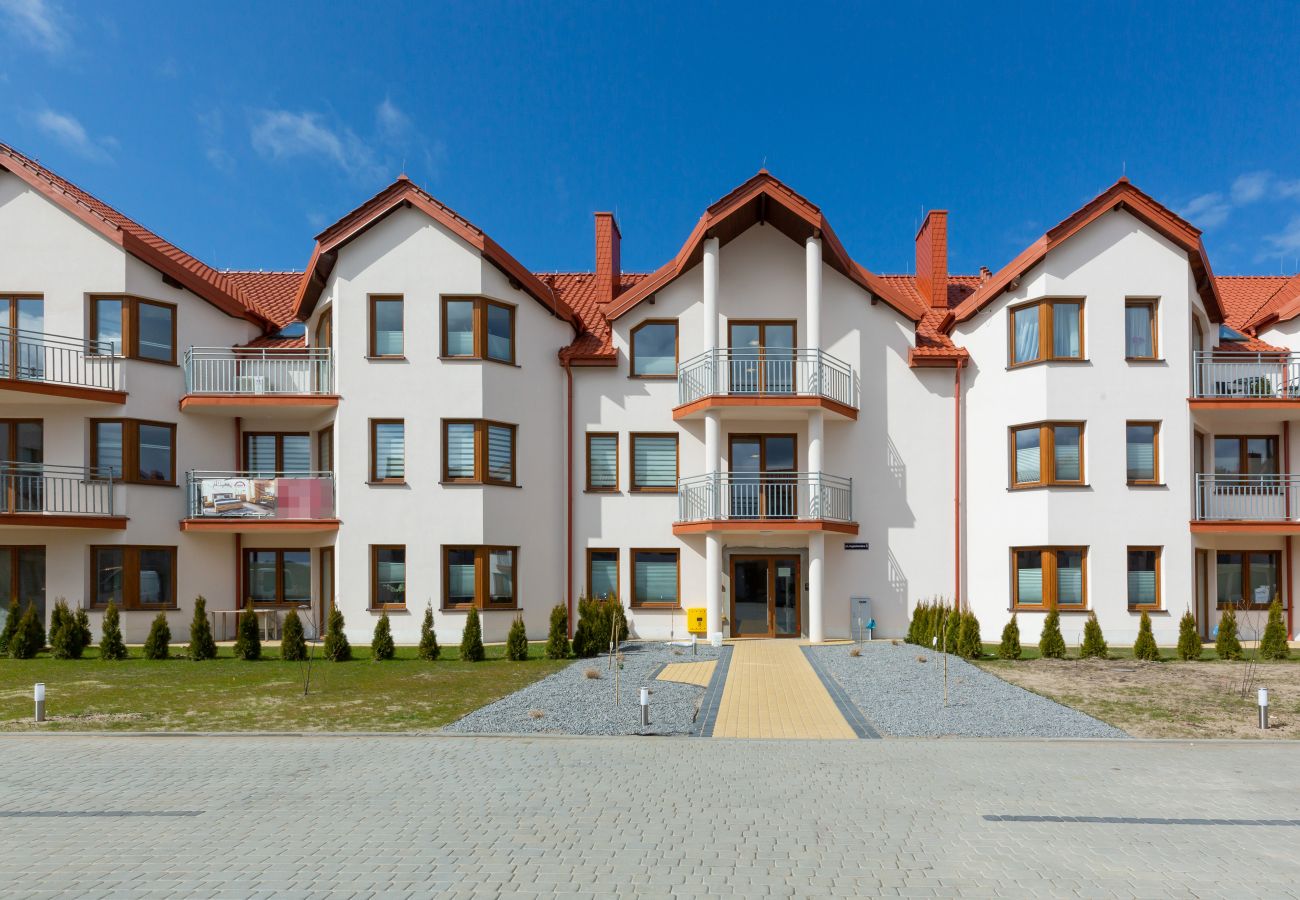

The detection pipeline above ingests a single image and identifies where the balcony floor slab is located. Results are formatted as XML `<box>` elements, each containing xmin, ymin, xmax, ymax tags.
<box><xmin>179</xmin><ymin>395</ymin><xmax>339</xmax><ymax>418</ymax></box>
<box><xmin>0</xmin><ymin>514</ymin><xmax>128</xmax><ymax>530</ymax></box>
<box><xmin>674</xmin><ymin>519</ymin><xmax>859</xmax><ymax>536</ymax></box>
<box><xmin>180</xmin><ymin>518</ymin><xmax>340</xmax><ymax>533</ymax></box>
<box><xmin>0</xmin><ymin>379</ymin><xmax>125</xmax><ymax>405</ymax></box>
<box><xmin>1190</xmin><ymin>520</ymin><xmax>1300</xmax><ymax>534</ymax></box>
<box><xmin>673</xmin><ymin>395</ymin><xmax>857</xmax><ymax>421</ymax></box>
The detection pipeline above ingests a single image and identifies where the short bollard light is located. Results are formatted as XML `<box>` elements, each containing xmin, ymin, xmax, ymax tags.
<box><xmin>34</xmin><ymin>682</ymin><xmax>46</xmax><ymax>723</ymax></box>
<box><xmin>639</xmin><ymin>687</ymin><xmax>651</xmax><ymax>727</ymax></box>
<box><xmin>1259</xmin><ymin>687</ymin><xmax>1269</xmax><ymax>730</ymax></box>
<box><xmin>691</xmin><ymin>635</ymin><xmax>697</xmax><ymax>657</ymax></box>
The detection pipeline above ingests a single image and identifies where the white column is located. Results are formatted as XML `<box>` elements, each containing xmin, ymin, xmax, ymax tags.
<box><xmin>805</xmin><ymin>235</ymin><xmax>822</xmax><ymax>350</ymax></box>
<box><xmin>809</xmin><ymin>533</ymin><xmax>825</xmax><ymax>643</ymax></box>
<box><xmin>808</xmin><ymin>409</ymin><xmax>824</xmax><ymax>471</ymax></box>
<box><xmin>703</xmin><ymin>236</ymin><xmax>720</xmax><ymax>351</ymax></box>
<box><xmin>706</xmin><ymin>534</ymin><xmax>722</xmax><ymax>642</ymax></box>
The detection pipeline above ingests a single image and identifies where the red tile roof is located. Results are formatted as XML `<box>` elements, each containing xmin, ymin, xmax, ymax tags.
<box><xmin>545</xmin><ymin>272</ymin><xmax>653</xmax><ymax>364</ymax></box>
<box><xmin>879</xmin><ymin>274</ymin><xmax>977</xmax><ymax>365</ymax></box>
<box><xmin>1239</xmin><ymin>274</ymin><xmax>1300</xmax><ymax>332</ymax></box>
<box><xmin>222</xmin><ymin>271</ymin><xmax>305</xmax><ymax>328</ymax></box>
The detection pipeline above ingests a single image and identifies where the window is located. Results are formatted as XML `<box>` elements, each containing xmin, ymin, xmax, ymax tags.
<box><xmin>441</xmin><ymin>420</ymin><xmax>516</xmax><ymax>486</ymax></box>
<box><xmin>243</xmin><ymin>549</ymin><xmax>311</xmax><ymax>606</ymax></box>
<box><xmin>632</xmin><ymin>549</ymin><xmax>679</xmax><ymax>607</ymax></box>
<box><xmin>370</xmin><ymin>545</ymin><xmax>406</xmax><ymax>609</ymax></box>
<box><xmin>314</xmin><ymin>308</ymin><xmax>332</xmax><ymax>350</ymax></box>
<box><xmin>441</xmin><ymin>297</ymin><xmax>515</xmax><ymax>364</ymax></box>
<box><xmin>1011</xmin><ymin>547</ymin><xmax>1087</xmax><ymax>610</ymax></box>
<box><xmin>630</xmin><ymin>433</ymin><xmax>678</xmax><ymax>492</ymax></box>
<box><xmin>1125</xmin><ymin>299</ymin><xmax>1158</xmax><ymax>359</ymax></box>
<box><xmin>442</xmin><ymin>545</ymin><xmax>518</xmax><ymax>610</ymax></box>
<box><xmin>586</xmin><ymin>433</ymin><xmax>618</xmax><ymax>491</ymax></box>
<box><xmin>243</xmin><ymin>433</ymin><xmax>311</xmax><ymax>475</ymax></box>
<box><xmin>630</xmin><ymin>320</ymin><xmax>677</xmax><ymax>377</ymax></box>
<box><xmin>0</xmin><ymin>547</ymin><xmax>46</xmax><ymax>628</ymax></box>
<box><xmin>1009</xmin><ymin>299</ymin><xmax>1083</xmax><ymax>366</ymax></box>
<box><xmin>1126</xmin><ymin>422</ymin><xmax>1160</xmax><ymax>484</ymax></box>
<box><xmin>1127</xmin><ymin>547</ymin><xmax>1161</xmax><ymax>610</ymax></box>
<box><xmin>1216</xmin><ymin>551</ymin><xmax>1280</xmax><ymax>610</ymax></box>
<box><xmin>587</xmin><ymin>549</ymin><xmax>619</xmax><ymax>600</ymax></box>
<box><xmin>317</xmin><ymin>426</ymin><xmax>333</xmax><ymax>475</ymax></box>
<box><xmin>1010</xmin><ymin>423</ymin><xmax>1083</xmax><ymax>487</ymax></box>
<box><xmin>1213</xmin><ymin>435</ymin><xmax>1278</xmax><ymax>476</ymax></box>
<box><xmin>89</xmin><ymin>296</ymin><xmax>177</xmax><ymax>363</ymax></box>
<box><xmin>369</xmin><ymin>420</ymin><xmax>405</xmax><ymax>483</ymax></box>
<box><xmin>90</xmin><ymin>545</ymin><xmax>176</xmax><ymax>609</ymax></box>
<box><xmin>91</xmin><ymin>419</ymin><xmax>175</xmax><ymax>485</ymax></box>
<box><xmin>368</xmin><ymin>295</ymin><xmax>404</xmax><ymax>357</ymax></box>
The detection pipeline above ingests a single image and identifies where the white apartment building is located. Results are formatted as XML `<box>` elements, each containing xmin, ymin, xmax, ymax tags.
<box><xmin>1</xmin><ymin>140</ymin><xmax>1297</xmax><ymax>646</ymax></box>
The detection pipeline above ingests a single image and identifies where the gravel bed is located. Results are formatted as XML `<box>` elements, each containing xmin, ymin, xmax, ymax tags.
<box><xmin>443</xmin><ymin>641</ymin><xmax>721</xmax><ymax>736</ymax></box>
<box><xmin>810</xmin><ymin>642</ymin><xmax>1126</xmax><ymax>738</ymax></box>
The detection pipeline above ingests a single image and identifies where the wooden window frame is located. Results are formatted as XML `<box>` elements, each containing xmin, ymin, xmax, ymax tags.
<box><xmin>317</xmin><ymin>425</ymin><xmax>334</xmax><ymax>475</ymax></box>
<box><xmin>314</xmin><ymin>307</ymin><xmax>332</xmax><ymax>350</ymax></box>
<box><xmin>586</xmin><ymin>548</ymin><xmax>620</xmax><ymax>600</ymax></box>
<box><xmin>585</xmin><ymin>432</ymin><xmax>619</xmax><ymax>492</ymax></box>
<box><xmin>1008</xmin><ymin>421</ymin><xmax>1086</xmax><ymax>488</ymax></box>
<box><xmin>1124</xmin><ymin>298</ymin><xmax>1159</xmax><ymax>360</ymax></box>
<box><xmin>441</xmin><ymin>419</ymin><xmax>517</xmax><ymax>486</ymax></box>
<box><xmin>1213</xmin><ymin>435</ymin><xmax>1280</xmax><ymax>476</ymax></box>
<box><xmin>629</xmin><ymin>432</ymin><xmax>679</xmax><ymax>493</ymax></box>
<box><xmin>630</xmin><ymin>548</ymin><xmax>680</xmax><ymax>608</ymax></box>
<box><xmin>369</xmin><ymin>544</ymin><xmax>407</xmax><ymax>610</ymax></box>
<box><xmin>242</xmin><ymin>548</ymin><xmax>313</xmax><ymax>607</ymax></box>
<box><xmin>90</xmin><ymin>418</ymin><xmax>176</xmax><ymax>486</ymax></box>
<box><xmin>441</xmin><ymin>545</ymin><xmax>519</xmax><ymax>611</ymax></box>
<box><xmin>242</xmin><ymin>432</ymin><xmax>310</xmax><ymax>474</ymax></box>
<box><xmin>367</xmin><ymin>294</ymin><xmax>405</xmax><ymax>359</ymax></box>
<box><xmin>319</xmin><ymin>546</ymin><xmax>334</xmax><ymax>629</ymax></box>
<box><xmin>368</xmin><ymin>419</ymin><xmax>406</xmax><ymax>484</ymax></box>
<box><xmin>1007</xmin><ymin>298</ymin><xmax>1086</xmax><ymax>368</ymax></box>
<box><xmin>1126</xmin><ymin>546</ymin><xmax>1162</xmax><ymax>611</ymax></box>
<box><xmin>1010</xmin><ymin>546</ymin><xmax>1088</xmax><ymax>611</ymax></box>
<box><xmin>0</xmin><ymin>545</ymin><xmax>43</xmax><ymax>607</ymax></box>
<box><xmin>89</xmin><ymin>295</ymin><xmax>178</xmax><ymax>365</ymax></box>
<box><xmin>89</xmin><ymin>545</ymin><xmax>178</xmax><ymax>610</ymax></box>
<box><xmin>1215</xmin><ymin>550</ymin><xmax>1281</xmax><ymax>611</ymax></box>
<box><xmin>629</xmin><ymin>319</ymin><xmax>679</xmax><ymax>379</ymax></box>
<box><xmin>1126</xmin><ymin>420</ymin><xmax>1161</xmax><ymax>486</ymax></box>
<box><xmin>440</xmin><ymin>296</ymin><xmax>517</xmax><ymax>365</ymax></box>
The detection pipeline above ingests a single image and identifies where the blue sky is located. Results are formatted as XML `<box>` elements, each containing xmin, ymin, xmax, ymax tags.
<box><xmin>2</xmin><ymin>0</ymin><xmax>1299</xmax><ymax>278</ymax></box>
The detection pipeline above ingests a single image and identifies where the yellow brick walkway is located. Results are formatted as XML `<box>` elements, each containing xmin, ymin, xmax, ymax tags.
<box><xmin>656</xmin><ymin>660</ymin><xmax>717</xmax><ymax>687</ymax></box>
<box><xmin>711</xmin><ymin>640</ymin><xmax>857</xmax><ymax>739</ymax></box>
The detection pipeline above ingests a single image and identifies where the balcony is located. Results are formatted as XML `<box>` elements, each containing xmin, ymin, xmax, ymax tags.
<box><xmin>181</xmin><ymin>471</ymin><xmax>339</xmax><ymax>532</ymax></box>
<box><xmin>1191</xmin><ymin>351</ymin><xmax>1300</xmax><ymax>410</ymax></box>
<box><xmin>0</xmin><ymin>463</ymin><xmax>126</xmax><ymax>529</ymax></box>
<box><xmin>0</xmin><ymin>328</ymin><xmax>124</xmax><ymax>404</ymax></box>
<box><xmin>1192</xmin><ymin>474</ymin><xmax>1300</xmax><ymax>533</ymax></box>
<box><xmin>180</xmin><ymin>347</ymin><xmax>336</xmax><ymax>416</ymax></box>
<box><xmin>674</xmin><ymin>348</ymin><xmax>858</xmax><ymax>420</ymax></box>
<box><xmin>674</xmin><ymin>471</ymin><xmax>857</xmax><ymax>534</ymax></box>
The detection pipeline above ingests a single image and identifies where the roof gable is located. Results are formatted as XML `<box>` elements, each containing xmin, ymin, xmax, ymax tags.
<box><xmin>1242</xmin><ymin>273</ymin><xmax>1300</xmax><ymax>331</ymax></box>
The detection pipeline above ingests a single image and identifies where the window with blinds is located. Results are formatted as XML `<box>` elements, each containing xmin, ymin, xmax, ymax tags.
<box><xmin>632</xmin><ymin>549</ymin><xmax>678</xmax><ymax>606</ymax></box>
<box><xmin>441</xmin><ymin>297</ymin><xmax>515</xmax><ymax>363</ymax></box>
<box><xmin>369</xmin><ymin>296</ymin><xmax>404</xmax><ymax>357</ymax></box>
<box><xmin>370</xmin><ymin>420</ymin><xmax>405</xmax><ymax>482</ymax></box>
<box><xmin>1011</xmin><ymin>423</ymin><xmax>1084</xmax><ymax>487</ymax></box>
<box><xmin>1127</xmin><ymin>547</ymin><xmax>1160</xmax><ymax>609</ymax></box>
<box><xmin>91</xmin><ymin>419</ymin><xmax>175</xmax><ymax>485</ymax></box>
<box><xmin>444</xmin><ymin>422</ymin><xmax>476</xmax><ymax>481</ymax></box>
<box><xmin>586</xmin><ymin>434</ymin><xmax>618</xmax><ymax>491</ymax></box>
<box><xmin>442</xmin><ymin>546</ymin><xmax>517</xmax><ymax>609</ymax></box>
<box><xmin>1126</xmin><ymin>422</ymin><xmax>1159</xmax><ymax>484</ymax></box>
<box><xmin>630</xmin><ymin>434</ymin><xmax>677</xmax><ymax>491</ymax></box>
<box><xmin>370</xmin><ymin>546</ymin><xmax>406</xmax><ymax>608</ymax></box>
<box><xmin>1012</xmin><ymin>547</ymin><xmax>1087</xmax><ymax>609</ymax></box>
<box><xmin>442</xmin><ymin>420</ymin><xmax>516</xmax><ymax>485</ymax></box>
<box><xmin>588</xmin><ymin>549</ymin><xmax>619</xmax><ymax>600</ymax></box>
<box><xmin>486</xmin><ymin>426</ymin><xmax>513</xmax><ymax>483</ymax></box>
<box><xmin>244</xmin><ymin>433</ymin><xmax>311</xmax><ymax>476</ymax></box>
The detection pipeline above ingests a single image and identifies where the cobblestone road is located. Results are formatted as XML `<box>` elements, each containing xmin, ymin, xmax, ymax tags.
<box><xmin>1</xmin><ymin>735</ymin><xmax>1297</xmax><ymax>898</ymax></box>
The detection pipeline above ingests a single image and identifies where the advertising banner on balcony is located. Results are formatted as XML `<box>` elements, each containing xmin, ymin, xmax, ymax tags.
<box><xmin>198</xmin><ymin>477</ymin><xmax>277</xmax><ymax>518</ymax></box>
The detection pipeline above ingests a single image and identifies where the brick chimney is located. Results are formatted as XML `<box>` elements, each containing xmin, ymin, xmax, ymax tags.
<box><xmin>594</xmin><ymin>212</ymin><xmax>621</xmax><ymax>304</ymax></box>
<box><xmin>915</xmin><ymin>210</ymin><xmax>949</xmax><ymax>309</ymax></box>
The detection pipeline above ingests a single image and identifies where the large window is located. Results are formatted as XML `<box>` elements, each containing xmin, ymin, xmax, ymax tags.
<box><xmin>90</xmin><ymin>296</ymin><xmax>177</xmax><ymax>363</ymax></box>
<box><xmin>370</xmin><ymin>545</ymin><xmax>406</xmax><ymax>609</ymax></box>
<box><xmin>587</xmin><ymin>549</ymin><xmax>619</xmax><ymax>600</ymax></box>
<box><xmin>442</xmin><ymin>545</ymin><xmax>517</xmax><ymax>610</ymax></box>
<box><xmin>586</xmin><ymin>433</ymin><xmax>618</xmax><ymax>491</ymax></box>
<box><xmin>1216</xmin><ymin>551</ymin><xmax>1280</xmax><ymax>610</ymax></box>
<box><xmin>630</xmin><ymin>320</ymin><xmax>677</xmax><ymax>377</ymax></box>
<box><xmin>244</xmin><ymin>549</ymin><xmax>311</xmax><ymax>606</ymax></box>
<box><xmin>1126</xmin><ymin>422</ymin><xmax>1160</xmax><ymax>485</ymax></box>
<box><xmin>0</xmin><ymin>546</ymin><xmax>45</xmax><ymax>629</ymax></box>
<box><xmin>244</xmin><ymin>433</ymin><xmax>311</xmax><ymax>475</ymax></box>
<box><xmin>91</xmin><ymin>419</ymin><xmax>175</xmax><ymax>485</ymax></box>
<box><xmin>630</xmin><ymin>433</ymin><xmax>677</xmax><ymax>492</ymax></box>
<box><xmin>1011</xmin><ymin>547</ymin><xmax>1087</xmax><ymax>610</ymax></box>
<box><xmin>632</xmin><ymin>549</ymin><xmax>678</xmax><ymax>607</ymax></box>
<box><xmin>1213</xmin><ymin>435</ymin><xmax>1278</xmax><ymax>476</ymax></box>
<box><xmin>1127</xmin><ymin>547</ymin><xmax>1161</xmax><ymax>610</ymax></box>
<box><xmin>1125</xmin><ymin>299</ymin><xmax>1158</xmax><ymax>360</ymax></box>
<box><xmin>1009</xmin><ymin>299</ymin><xmax>1083</xmax><ymax>366</ymax></box>
<box><xmin>91</xmin><ymin>545</ymin><xmax>176</xmax><ymax>609</ymax></box>
<box><xmin>368</xmin><ymin>295</ymin><xmax>404</xmax><ymax>358</ymax></box>
<box><xmin>441</xmin><ymin>297</ymin><xmax>515</xmax><ymax>364</ymax></box>
<box><xmin>369</xmin><ymin>420</ymin><xmax>405</xmax><ymax>483</ymax></box>
<box><xmin>1010</xmin><ymin>423</ymin><xmax>1083</xmax><ymax>487</ymax></box>
<box><xmin>442</xmin><ymin>420</ymin><xmax>517</xmax><ymax>486</ymax></box>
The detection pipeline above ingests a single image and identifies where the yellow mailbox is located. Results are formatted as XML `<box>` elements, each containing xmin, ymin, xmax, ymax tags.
<box><xmin>686</xmin><ymin>607</ymin><xmax>707</xmax><ymax>634</ymax></box>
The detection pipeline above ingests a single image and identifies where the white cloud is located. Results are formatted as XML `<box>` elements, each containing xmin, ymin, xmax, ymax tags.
<box><xmin>376</xmin><ymin>98</ymin><xmax>409</xmax><ymax>139</ymax></box>
<box><xmin>1262</xmin><ymin>216</ymin><xmax>1300</xmax><ymax>257</ymax></box>
<box><xmin>1183</xmin><ymin>171</ymin><xmax>1300</xmax><ymax>232</ymax></box>
<box><xmin>34</xmin><ymin>108</ymin><xmax>113</xmax><ymax>162</ymax></box>
<box><xmin>0</xmin><ymin>0</ymin><xmax>69</xmax><ymax>55</ymax></box>
<box><xmin>1182</xmin><ymin>192</ymin><xmax>1232</xmax><ymax>229</ymax></box>
<box><xmin>1231</xmin><ymin>171</ymin><xmax>1271</xmax><ymax>205</ymax></box>
<box><xmin>250</xmin><ymin>109</ymin><xmax>382</xmax><ymax>181</ymax></box>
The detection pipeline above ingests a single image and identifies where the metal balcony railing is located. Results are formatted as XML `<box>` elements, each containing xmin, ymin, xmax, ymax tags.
<box><xmin>1195</xmin><ymin>473</ymin><xmax>1300</xmax><ymax>522</ymax></box>
<box><xmin>183</xmin><ymin>347</ymin><xmax>334</xmax><ymax>396</ymax></box>
<box><xmin>677</xmin><ymin>348</ymin><xmax>856</xmax><ymax>409</ymax></box>
<box><xmin>0</xmin><ymin>327</ymin><xmax>120</xmax><ymax>392</ymax></box>
<box><xmin>186</xmin><ymin>470</ymin><xmax>335</xmax><ymax>520</ymax></box>
<box><xmin>0</xmin><ymin>462</ymin><xmax>117</xmax><ymax>517</ymax></box>
<box><xmin>1192</xmin><ymin>351</ymin><xmax>1300</xmax><ymax>399</ymax></box>
<box><xmin>677</xmin><ymin>471</ymin><xmax>854</xmax><ymax>524</ymax></box>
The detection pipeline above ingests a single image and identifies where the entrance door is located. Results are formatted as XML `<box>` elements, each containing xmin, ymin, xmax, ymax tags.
<box><xmin>729</xmin><ymin>434</ymin><xmax>796</xmax><ymax>519</ymax></box>
<box><xmin>0</xmin><ymin>296</ymin><xmax>44</xmax><ymax>380</ymax></box>
<box><xmin>728</xmin><ymin>321</ymin><xmax>796</xmax><ymax>394</ymax></box>
<box><xmin>730</xmin><ymin>555</ymin><xmax>801</xmax><ymax>637</ymax></box>
<box><xmin>0</xmin><ymin>419</ymin><xmax>42</xmax><ymax>512</ymax></box>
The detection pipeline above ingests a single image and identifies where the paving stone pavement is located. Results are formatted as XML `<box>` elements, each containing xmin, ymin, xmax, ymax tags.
<box><xmin>1</xmin><ymin>735</ymin><xmax>1298</xmax><ymax>898</ymax></box>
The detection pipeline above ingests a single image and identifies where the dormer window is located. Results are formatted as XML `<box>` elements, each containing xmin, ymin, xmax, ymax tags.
<box><xmin>630</xmin><ymin>320</ymin><xmax>677</xmax><ymax>378</ymax></box>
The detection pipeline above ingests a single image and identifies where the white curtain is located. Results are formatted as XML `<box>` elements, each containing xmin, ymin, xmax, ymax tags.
<box><xmin>1053</xmin><ymin>304</ymin><xmax>1080</xmax><ymax>358</ymax></box>
<box><xmin>1013</xmin><ymin>307</ymin><xmax>1039</xmax><ymax>364</ymax></box>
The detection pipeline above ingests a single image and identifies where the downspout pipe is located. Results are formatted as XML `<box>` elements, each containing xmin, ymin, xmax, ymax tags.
<box><xmin>1287</xmin><ymin>422</ymin><xmax>1294</xmax><ymax>639</ymax></box>
<box><xmin>954</xmin><ymin>360</ymin><xmax>964</xmax><ymax>612</ymax></box>
<box><xmin>563</xmin><ymin>358</ymin><xmax>575</xmax><ymax>638</ymax></box>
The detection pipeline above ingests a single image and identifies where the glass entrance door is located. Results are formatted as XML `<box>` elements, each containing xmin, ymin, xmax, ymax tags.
<box><xmin>728</xmin><ymin>321</ymin><xmax>796</xmax><ymax>394</ymax></box>
<box><xmin>729</xmin><ymin>434</ymin><xmax>796</xmax><ymax>519</ymax></box>
<box><xmin>730</xmin><ymin>555</ymin><xmax>801</xmax><ymax>638</ymax></box>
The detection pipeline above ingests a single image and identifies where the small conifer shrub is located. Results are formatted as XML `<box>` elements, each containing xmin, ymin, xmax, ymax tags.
<box><xmin>0</xmin><ymin>596</ymin><xmax>20</xmax><ymax>655</ymax></box>
<box><xmin>322</xmin><ymin>606</ymin><xmax>351</xmax><ymax>661</ymax></box>
<box><xmin>573</xmin><ymin>594</ymin><xmax>629</xmax><ymax>658</ymax></box>
<box><xmin>98</xmin><ymin>601</ymin><xmax>127</xmax><ymax>661</ymax></box>
<box><xmin>371</xmin><ymin>613</ymin><xmax>395</xmax><ymax>661</ymax></box>
<box><xmin>1038</xmin><ymin>607</ymin><xmax>1066</xmax><ymax>659</ymax></box>
<box><xmin>506</xmin><ymin>614</ymin><xmax>529</xmax><ymax>661</ymax></box>
<box><xmin>1132</xmin><ymin>610</ymin><xmax>1159</xmax><ymax>661</ymax></box>
<box><xmin>9</xmin><ymin>603</ymin><xmax>44</xmax><ymax>659</ymax></box>
<box><xmin>48</xmin><ymin>599</ymin><xmax>71</xmax><ymax>657</ymax></box>
<box><xmin>1079</xmin><ymin>612</ymin><xmax>1109</xmax><ymax>659</ymax></box>
<box><xmin>1176</xmin><ymin>609</ymin><xmax>1202</xmax><ymax>661</ymax></box>
<box><xmin>187</xmin><ymin>596</ymin><xmax>217</xmax><ymax>661</ymax></box>
<box><xmin>1258</xmin><ymin>597</ymin><xmax>1291</xmax><ymax>660</ymax></box>
<box><xmin>957</xmin><ymin>610</ymin><xmax>982</xmax><ymax>659</ymax></box>
<box><xmin>233</xmin><ymin>602</ymin><xmax>262</xmax><ymax>661</ymax></box>
<box><xmin>997</xmin><ymin>614</ymin><xmax>1022</xmax><ymax>660</ymax></box>
<box><xmin>942</xmin><ymin>603</ymin><xmax>961</xmax><ymax>655</ymax></box>
<box><xmin>142</xmin><ymin>612</ymin><xmax>171</xmax><ymax>660</ymax></box>
<box><xmin>418</xmin><ymin>604</ymin><xmax>440</xmax><ymax>660</ymax></box>
<box><xmin>1215</xmin><ymin>606</ymin><xmax>1242</xmax><ymax>660</ymax></box>
<box><xmin>50</xmin><ymin>599</ymin><xmax>89</xmax><ymax>659</ymax></box>
<box><xmin>545</xmin><ymin>603</ymin><xmax>570</xmax><ymax>660</ymax></box>
<box><xmin>280</xmin><ymin>608</ymin><xmax>307</xmax><ymax>661</ymax></box>
<box><xmin>459</xmin><ymin>607</ymin><xmax>485</xmax><ymax>662</ymax></box>
<box><xmin>71</xmin><ymin>607</ymin><xmax>92</xmax><ymax>658</ymax></box>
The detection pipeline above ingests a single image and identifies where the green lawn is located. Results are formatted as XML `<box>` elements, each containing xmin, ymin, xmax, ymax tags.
<box><xmin>0</xmin><ymin>643</ymin><xmax>567</xmax><ymax>732</ymax></box>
